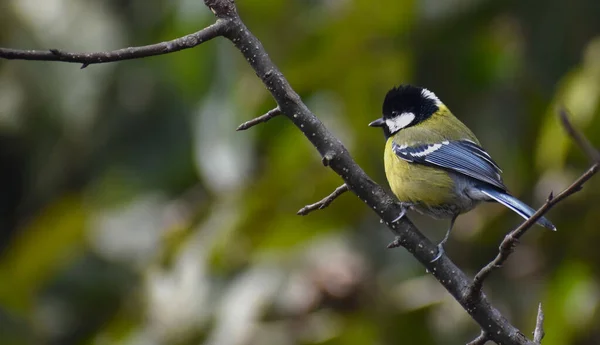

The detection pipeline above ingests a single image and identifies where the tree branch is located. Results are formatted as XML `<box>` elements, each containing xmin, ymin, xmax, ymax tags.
<box><xmin>533</xmin><ymin>303</ymin><xmax>545</xmax><ymax>344</ymax></box>
<box><xmin>202</xmin><ymin>2</ymin><xmax>538</xmax><ymax>344</ymax></box>
<box><xmin>0</xmin><ymin>1</ymin><xmax>539</xmax><ymax>344</ymax></box>
<box><xmin>236</xmin><ymin>107</ymin><xmax>282</xmax><ymax>131</ymax></box>
<box><xmin>467</xmin><ymin>331</ymin><xmax>490</xmax><ymax>345</ymax></box>
<box><xmin>470</xmin><ymin>110</ymin><xmax>599</xmax><ymax>296</ymax></box>
<box><xmin>471</xmin><ymin>163</ymin><xmax>597</xmax><ymax>294</ymax></box>
<box><xmin>0</xmin><ymin>21</ymin><xmax>227</xmax><ymax>68</ymax></box>
<box><xmin>4</xmin><ymin>2</ymin><xmax>596</xmax><ymax>344</ymax></box>
<box><xmin>297</xmin><ymin>184</ymin><xmax>349</xmax><ymax>215</ymax></box>
<box><xmin>559</xmin><ymin>107</ymin><xmax>600</xmax><ymax>163</ymax></box>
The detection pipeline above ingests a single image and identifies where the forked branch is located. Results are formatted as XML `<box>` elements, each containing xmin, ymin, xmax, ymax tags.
<box><xmin>2</xmin><ymin>2</ymin><xmax>598</xmax><ymax>344</ymax></box>
<box><xmin>467</xmin><ymin>331</ymin><xmax>490</xmax><ymax>345</ymax></box>
<box><xmin>470</xmin><ymin>109</ymin><xmax>599</xmax><ymax>297</ymax></box>
<box><xmin>0</xmin><ymin>21</ymin><xmax>226</xmax><ymax>68</ymax></box>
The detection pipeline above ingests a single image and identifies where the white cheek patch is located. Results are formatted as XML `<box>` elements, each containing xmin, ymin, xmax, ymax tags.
<box><xmin>385</xmin><ymin>112</ymin><xmax>415</xmax><ymax>133</ymax></box>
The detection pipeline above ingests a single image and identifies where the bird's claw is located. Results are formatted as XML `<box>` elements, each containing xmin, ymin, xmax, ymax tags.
<box><xmin>430</xmin><ymin>244</ymin><xmax>445</xmax><ymax>262</ymax></box>
<box><xmin>391</xmin><ymin>206</ymin><xmax>407</xmax><ymax>223</ymax></box>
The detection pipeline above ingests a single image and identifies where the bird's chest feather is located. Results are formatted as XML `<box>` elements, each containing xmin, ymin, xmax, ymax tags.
<box><xmin>382</xmin><ymin>119</ymin><xmax>479</xmax><ymax>218</ymax></box>
<box><xmin>384</xmin><ymin>139</ymin><xmax>455</xmax><ymax>206</ymax></box>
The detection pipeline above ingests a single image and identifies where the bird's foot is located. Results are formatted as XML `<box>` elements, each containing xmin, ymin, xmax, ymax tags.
<box><xmin>391</xmin><ymin>205</ymin><xmax>408</xmax><ymax>223</ymax></box>
<box><xmin>430</xmin><ymin>215</ymin><xmax>456</xmax><ymax>263</ymax></box>
<box><xmin>430</xmin><ymin>243</ymin><xmax>445</xmax><ymax>263</ymax></box>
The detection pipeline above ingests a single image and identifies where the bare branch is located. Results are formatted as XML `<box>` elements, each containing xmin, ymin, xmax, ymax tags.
<box><xmin>0</xmin><ymin>20</ymin><xmax>227</xmax><ymax>67</ymax></box>
<box><xmin>471</xmin><ymin>162</ymin><xmax>597</xmax><ymax>294</ymax></box>
<box><xmin>297</xmin><ymin>184</ymin><xmax>349</xmax><ymax>215</ymax></box>
<box><xmin>533</xmin><ymin>303</ymin><xmax>545</xmax><ymax>344</ymax></box>
<box><xmin>6</xmin><ymin>1</ymin><xmax>596</xmax><ymax>344</ymax></box>
<box><xmin>236</xmin><ymin>107</ymin><xmax>282</xmax><ymax>131</ymax></box>
<box><xmin>467</xmin><ymin>331</ymin><xmax>490</xmax><ymax>345</ymax></box>
<box><xmin>206</xmin><ymin>2</ymin><xmax>541</xmax><ymax>344</ymax></box>
<box><xmin>470</xmin><ymin>111</ymin><xmax>599</xmax><ymax>296</ymax></box>
<box><xmin>559</xmin><ymin>107</ymin><xmax>600</xmax><ymax>163</ymax></box>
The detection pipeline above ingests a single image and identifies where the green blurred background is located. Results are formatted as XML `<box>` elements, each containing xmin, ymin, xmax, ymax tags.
<box><xmin>1</xmin><ymin>0</ymin><xmax>599</xmax><ymax>344</ymax></box>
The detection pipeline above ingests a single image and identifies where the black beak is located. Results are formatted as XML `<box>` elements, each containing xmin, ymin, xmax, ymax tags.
<box><xmin>369</xmin><ymin>118</ymin><xmax>385</xmax><ymax>127</ymax></box>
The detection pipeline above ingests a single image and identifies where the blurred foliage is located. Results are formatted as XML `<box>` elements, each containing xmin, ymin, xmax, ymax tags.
<box><xmin>1</xmin><ymin>0</ymin><xmax>600</xmax><ymax>344</ymax></box>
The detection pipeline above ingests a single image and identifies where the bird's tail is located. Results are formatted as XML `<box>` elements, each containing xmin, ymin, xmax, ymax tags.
<box><xmin>479</xmin><ymin>187</ymin><xmax>556</xmax><ymax>231</ymax></box>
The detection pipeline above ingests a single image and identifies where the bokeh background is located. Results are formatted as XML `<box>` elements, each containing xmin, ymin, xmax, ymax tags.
<box><xmin>1</xmin><ymin>0</ymin><xmax>600</xmax><ymax>344</ymax></box>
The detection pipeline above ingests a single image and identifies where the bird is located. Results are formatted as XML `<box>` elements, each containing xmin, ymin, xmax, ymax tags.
<box><xmin>368</xmin><ymin>85</ymin><xmax>555</xmax><ymax>261</ymax></box>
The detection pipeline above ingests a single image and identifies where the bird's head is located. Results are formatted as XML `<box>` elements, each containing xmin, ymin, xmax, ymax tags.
<box><xmin>369</xmin><ymin>85</ymin><xmax>441</xmax><ymax>138</ymax></box>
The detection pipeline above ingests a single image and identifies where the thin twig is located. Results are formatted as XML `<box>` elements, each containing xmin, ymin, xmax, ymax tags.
<box><xmin>559</xmin><ymin>107</ymin><xmax>600</xmax><ymax>163</ymax></box>
<box><xmin>0</xmin><ymin>20</ymin><xmax>227</xmax><ymax>68</ymax></box>
<box><xmin>471</xmin><ymin>161</ymin><xmax>598</xmax><ymax>295</ymax></box>
<box><xmin>212</xmin><ymin>2</ymin><xmax>540</xmax><ymax>342</ymax></box>
<box><xmin>297</xmin><ymin>184</ymin><xmax>349</xmax><ymax>215</ymax></box>
<box><xmin>467</xmin><ymin>331</ymin><xmax>490</xmax><ymax>345</ymax></box>
<box><xmin>470</xmin><ymin>111</ymin><xmax>599</xmax><ymax>296</ymax></box>
<box><xmin>3</xmin><ymin>1</ymin><xmax>586</xmax><ymax>344</ymax></box>
<box><xmin>533</xmin><ymin>303</ymin><xmax>545</xmax><ymax>344</ymax></box>
<box><xmin>236</xmin><ymin>107</ymin><xmax>282</xmax><ymax>131</ymax></box>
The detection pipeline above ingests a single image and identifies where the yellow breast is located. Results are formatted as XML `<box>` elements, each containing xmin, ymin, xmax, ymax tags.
<box><xmin>383</xmin><ymin>106</ymin><xmax>479</xmax><ymax>208</ymax></box>
<box><xmin>384</xmin><ymin>139</ymin><xmax>456</xmax><ymax>206</ymax></box>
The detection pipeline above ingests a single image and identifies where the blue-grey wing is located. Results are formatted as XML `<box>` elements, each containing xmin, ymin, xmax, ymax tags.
<box><xmin>393</xmin><ymin>140</ymin><xmax>507</xmax><ymax>191</ymax></box>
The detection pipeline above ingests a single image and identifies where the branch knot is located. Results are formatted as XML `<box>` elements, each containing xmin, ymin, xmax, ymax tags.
<box><xmin>204</xmin><ymin>0</ymin><xmax>238</xmax><ymax>18</ymax></box>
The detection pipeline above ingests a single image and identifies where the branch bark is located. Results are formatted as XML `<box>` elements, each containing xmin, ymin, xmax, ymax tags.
<box><xmin>470</xmin><ymin>162</ymin><xmax>597</xmax><ymax>295</ymax></box>
<box><xmin>470</xmin><ymin>109</ymin><xmax>600</xmax><ymax>296</ymax></box>
<box><xmin>0</xmin><ymin>21</ymin><xmax>227</xmax><ymax>68</ymax></box>
<box><xmin>468</xmin><ymin>331</ymin><xmax>490</xmax><ymax>345</ymax></box>
<box><xmin>2</xmin><ymin>1</ymin><xmax>597</xmax><ymax>344</ymax></box>
<box><xmin>236</xmin><ymin>107</ymin><xmax>282</xmax><ymax>131</ymax></box>
<box><xmin>533</xmin><ymin>303</ymin><xmax>545</xmax><ymax>344</ymax></box>
<box><xmin>559</xmin><ymin>107</ymin><xmax>600</xmax><ymax>163</ymax></box>
<box><xmin>202</xmin><ymin>2</ymin><xmax>537</xmax><ymax>344</ymax></box>
<box><xmin>297</xmin><ymin>184</ymin><xmax>349</xmax><ymax>215</ymax></box>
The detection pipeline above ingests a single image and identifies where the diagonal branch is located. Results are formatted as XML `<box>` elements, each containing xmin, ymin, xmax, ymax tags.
<box><xmin>559</xmin><ymin>107</ymin><xmax>600</xmax><ymax>163</ymax></box>
<box><xmin>470</xmin><ymin>163</ymin><xmax>597</xmax><ymax>295</ymax></box>
<box><xmin>0</xmin><ymin>20</ymin><xmax>227</xmax><ymax>68</ymax></box>
<box><xmin>470</xmin><ymin>110</ymin><xmax>600</xmax><ymax>296</ymax></box>
<box><xmin>204</xmin><ymin>1</ymin><xmax>540</xmax><ymax>344</ymax></box>
<box><xmin>4</xmin><ymin>1</ymin><xmax>596</xmax><ymax>344</ymax></box>
<box><xmin>297</xmin><ymin>184</ymin><xmax>349</xmax><ymax>215</ymax></box>
<box><xmin>236</xmin><ymin>107</ymin><xmax>282</xmax><ymax>131</ymax></box>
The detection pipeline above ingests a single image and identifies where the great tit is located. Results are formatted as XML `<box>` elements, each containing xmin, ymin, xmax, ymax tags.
<box><xmin>369</xmin><ymin>85</ymin><xmax>555</xmax><ymax>261</ymax></box>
